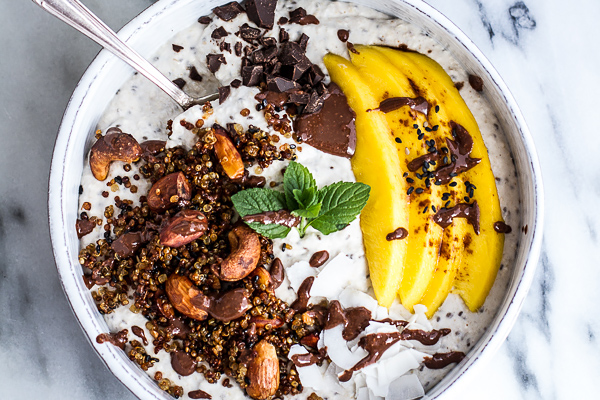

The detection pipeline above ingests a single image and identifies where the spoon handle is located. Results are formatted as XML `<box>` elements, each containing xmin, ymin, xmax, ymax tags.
<box><xmin>32</xmin><ymin>0</ymin><xmax>197</xmax><ymax>109</ymax></box>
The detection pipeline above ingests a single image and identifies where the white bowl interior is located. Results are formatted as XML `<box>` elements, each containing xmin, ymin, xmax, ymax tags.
<box><xmin>49</xmin><ymin>0</ymin><xmax>543</xmax><ymax>399</ymax></box>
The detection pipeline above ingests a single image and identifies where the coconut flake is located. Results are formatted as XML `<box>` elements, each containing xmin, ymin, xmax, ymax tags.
<box><xmin>387</xmin><ymin>374</ymin><xmax>425</xmax><ymax>400</ymax></box>
<box><xmin>323</xmin><ymin>325</ymin><xmax>368</xmax><ymax>370</ymax></box>
<box><xmin>338</xmin><ymin>287</ymin><xmax>379</xmax><ymax>313</ymax></box>
<box><xmin>310</xmin><ymin>254</ymin><xmax>368</xmax><ymax>302</ymax></box>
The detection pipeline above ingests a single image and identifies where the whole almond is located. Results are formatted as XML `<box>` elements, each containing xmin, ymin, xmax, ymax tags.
<box><xmin>246</xmin><ymin>340</ymin><xmax>280</xmax><ymax>399</ymax></box>
<box><xmin>165</xmin><ymin>274</ymin><xmax>210</xmax><ymax>321</ymax></box>
<box><xmin>147</xmin><ymin>172</ymin><xmax>192</xmax><ymax>212</ymax></box>
<box><xmin>213</xmin><ymin>125</ymin><xmax>245</xmax><ymax>179</ymax></box>
<box><xmin>160</xmin><ymin>210</ymin><xmax>208</xmax><ymax>247</ymax></box>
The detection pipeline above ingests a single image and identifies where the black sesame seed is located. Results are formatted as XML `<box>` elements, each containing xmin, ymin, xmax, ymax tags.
<box><xmin>403</xmin><ymin>172</ymin><xmax>409</xmax><ymax>177</ymax></box>
<box><xmin>430</xmin><ymin>160</ymin><xmax>436</xmax><ymax>166</ymax></box>
<box><xmin>464</xmin><ymin>196</ymin><xmax>470</xmax><ymax>202</ymax></box>
<box><xmin>416</xmin><ymin>173</ymin><xmax>422</xmax><ymax>179</ymax></box>
<box><xmin>442</xmin><ymin>193</ymin><xmax>450</xmax><ymax>201</ymax></box>
<box><xmin>432</xmin><ymin>125</ymin><xmax>439</xmax><ymax>131</ymax></box>
<box><xmin>425</xmin><ymin>179</ymin><xmax>431</xmax><ymax>188</ymax></box>
<box><xmin>79</xmin><ymin>185</ymin><xmax>84</xmax><ymax>194</ymax></box>
<box><xmin>407</xmin><ymin>187</ymin><xmax>414</xmax><ymax>195</ymax></box>
<box><xmin>449</xmin><ymin>182</ymin><xmax>458</xmax><ymax>187</ymax></box>
<box><xmin>425</xmin><ymin>127</ymin><xmax>432</xmax><ymax>132</ymax></box>
<box><xmin>406</xmin><ymin>177</ymin><xmax>414</xmax><ymax>183</ymax></box>
<box><xmin>104</xmin><ymin>231</ymin><xmax>111</xmax><ymax>239</ymax></box>
<box><xmin>428</xmin><ymin>147</ymin><xmax>436</xmax><ymax>153</ymax></box>
<box><xmin>281</xmin><ymin>244</ymin><xmax>286</xmax><ymax>252</ymax></box>
<box><xmin>413</xmin><ymin>124</ymin><xmax>419</xmax><ymax>129</ymax></box>
<box><xmin>417</xmin><ymin>129</ymin><xmax>422</xmax><ymax>134</ymax></box>
<box><xmin>114</xmin><ymin>176</ymin><xmax>123</xmax><ymax>185</ymax></box>
<box><xmin>395</xmin><ymin>137</ymin><xmax>402</xmax><ymax>143</ymax></box>
<box><xmin>442</xmin><ymin>147</ymin><xmax>449</xmax><ymax>154</ymax></box>
<box><xmin>435</xmin><ymin>105</ymin><xmax>440</xmax><ymax>112</ymax></box>
<box><xmin>415</xmin><ymin>188</ymin><xmax>424</xmax><ymax>194</ymax></box>
<box><xmin>418</xmin><ymin>133</ymin><xmax>424</xmax><ymax>140</ymax></box>
<box><xmin>435</xmin><ymin>180</ymin><xmax>442</xmax><ymax>185</ymax></box>
<box><xmin>443</xmin><ymin>156</ymin><xmax>449</xmax><ymax>164</ymax></box>
<box><xmin>255</xmin><ymin>103</ymin><xmax>264</xmax><ymax>111</ymax></box>
<box><xmin>450</xmin><ymin>172</ymin><xmax>458</xmax><ymax>177</ymax></box>
<box><xmin>445</xmin><ymin>200</ymin><xmax>451</xmax><ymax>208</ymax></box>
<box><xmin>432</xmin><ymin>205</ymin><xmax>437</xmax><ymax>212</ymax></box>
<box><xmin>423</xmin><ymin>206</ymin><xmax>428</xmax><ymax>213</ymax></box>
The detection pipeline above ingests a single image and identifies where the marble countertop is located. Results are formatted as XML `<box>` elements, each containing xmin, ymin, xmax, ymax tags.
<box><xmin>1</xmin><ymin>0</ymin><xmax>597</xmax><ymax>399</ymax></box>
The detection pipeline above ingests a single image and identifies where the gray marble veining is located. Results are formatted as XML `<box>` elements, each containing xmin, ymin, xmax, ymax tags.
<box><xmin>1</xmin><ymin>0</ymin><xmax>598</xmax><ymax>399</ymax></box>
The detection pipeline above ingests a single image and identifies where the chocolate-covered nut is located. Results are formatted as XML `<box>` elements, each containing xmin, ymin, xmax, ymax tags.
<box><xmin>209</xmin><ymin>288</ymin><xmax>252</xmax><ymax>322</ymax></box>
<box><xmin>297</xmin><ymin>33</ymin><xmax>309</xmax><ymax>51</ymax></box>
<box><xmin>147</xmin><ymin>172</ymin><xmax>192</xmax><ymax>212</ymax></box>
<box><xmin>160</xmin><ymin>210</ymin><xmax>208</xmax><ymax>248</ymax></box>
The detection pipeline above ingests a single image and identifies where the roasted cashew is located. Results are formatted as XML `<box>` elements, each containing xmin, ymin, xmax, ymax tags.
<box><xmin>213</xmin><ymin>224</ymin><xmax>261</xmax><ymax>281</ymax></box>
<box><xmin>89</xmin><ymin>127</ymin><xmax>142</xmax><ymax>181</ymax></box>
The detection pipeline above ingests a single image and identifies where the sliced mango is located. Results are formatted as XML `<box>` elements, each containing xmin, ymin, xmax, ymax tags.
<box><xmin>380</xmin><ymin>48</ymin><xmax>505</xmax><ymax>312</ymax></box>
<box><xmin>349</xmin><ymin>45</ymin><xmax>444</xmax><ymax>312</ymax></box>
<box><xmin>323</xmin><ymin>53</ymin><xmax>409</xmax><ymax>307</ymax></box>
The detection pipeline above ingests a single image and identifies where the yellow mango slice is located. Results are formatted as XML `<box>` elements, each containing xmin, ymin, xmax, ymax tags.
<box><xmin>349</xmin><ymin>45</ymin><xmax>444</xmax><ymax>312</ymax></box>
<box><xmin>386</xmin><ymin>49</ymin><xmax>505</xmax><ymax>311</ymax></box>
<box><xmin>323</xmin><ymin>53</ymin><xmax>409</xmax><ymax>307</ymax></box>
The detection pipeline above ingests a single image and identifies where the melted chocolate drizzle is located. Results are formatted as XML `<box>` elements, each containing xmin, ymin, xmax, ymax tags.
<box><xmin>291</xmin><ymin>348</ymin><xmax>327</xmax><ymax>367</ymax></box>
<box><xmin>243</xmin><ymin>210</ymin><xmax>301</xmax><ymax>228</ymax></box>
<box><xmin>270</xmin><ymin>258</ymin><xmax>285</xmax><ymax>289</ymax></box>
<box><xmin>324</xmin><ymin>301</ymin><xmax>372</xmax><ymax>341</ymax></box>
<box><xmin>339</xmin><ymin>332</ymin><xmax>403</xmax><ymax>382</ymax></box>
<box><xmin>494</xmin><ymin>221</ymin><xmax>512</xmax><ymax>233</ymax></box>
<box><xmin>433</xmin><ymin>121</ymin><xmax>481</xmax><ymax>184</ymax></box>
<box><xmin>131</xmin><ymin>325</ymin><xmax>148</xmax><ymax>345</ymax></box>
<box><xmin>96</xmin><ymin>329</ymin><xmax>128</xmax><ymax>350</ymax></box>
<box><xmin>386</xmin><ymin>227</ymin><xmax>408</xmax><ymax>241</ymax></box>
<box><xmin>309</xmin><ymin>250</ymin><xmax>329</xmax><ymax>268</ymax></box>
<box><xmin>291</xmin><ymin>276</ymin><xmax>314</xmax><ymax>312</ymax></box>
<box><xmin>369</xmin><ymin>96</ymin><xmax>430</xmax><ymax>116</ymax></box>
<box><xmin>400</xmin><ymin>328</ymin><xmax>451</xmax><ymax>346</ymax></box>
<box><xmin>423</xmin><ymin>351</ymin><xmax>466</xmax><ymax>369</ymax></box>
<box><xmin>433</xmin><ymin>201</ymin><xmax>480</xmax><ymax>235</ymax></box>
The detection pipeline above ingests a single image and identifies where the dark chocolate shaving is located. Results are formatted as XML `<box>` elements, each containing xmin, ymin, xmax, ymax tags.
<box><xmin>211</xmin><ymin>26</ymin><xmax>229</xmax><ymax>40</ymax></box>
<box><xmin>494</xmin><ymin>221</ymin><xmax>512</xmax><ymax>234</ymax></box>
<box><xmin>206</xmin><ymin>53</ymin><xmax>226</xmax><ymax>73</ymax></box>
<box><xmin>172</xmin><ymin>44</ymin><xmax>184</xmax><ymax>52</ymax></box>
<box><xmin>289</xmin><ymin>7</ymin><xmax>320</xmax><ymax>25</ymax></box>
<box><xmin>218</xmin><ymin>86</ymin><xmax>231</xmax><ymax>104</ymax></box>
<box><xmin>76</xmin><ymin>218</ymin><xmax>96</xmax><ymax>239</ymax></box>
<box><xmin>172</xmin><ymin>78</ymin><xmax>186</xmax><ymax>89</ymax></box>
<box><xmin>423</xmin><ymin>351</ymin><xmax>466</xmax><ymax>369</ymax></box>
<box><xmin>242</xmin><ymin>64</ymin><xmax>264</xmax><ymax>86</ymax></box>
<box><xmin>198</xmin><ymin>16</ymin><xmax>212</xmax><ymax>24</ymax></box>
<box><xmin>245</xmin><ymin>0</ymin><xmax>277</xmax><ymax>29</ymax></box>
<box><xmin>189</xmin><ymin>66</ymin><xmax>203</xmax><ymax>82</ymax></box>
<box><xmin>239</xmin><ymin>23</ymin><xmax>262</xmax><ymax>42</ymax></box>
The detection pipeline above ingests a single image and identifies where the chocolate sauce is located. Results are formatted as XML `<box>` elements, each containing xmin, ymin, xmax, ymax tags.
<box><xmin>131</xmin><ymin>325</ymin><xmax>148</xmax><ymax>345</ymax></box>
<box><xmin>291</xmin><ymin>348</ymin><xmax>327</xmax><ymax>367</ymax></box>
<box><xmin>170</xmin><ymin>350</ymin><xmax>197</xmax><ymax>376</ymax></box>
<box><xmin>400</xmin><ymin>328</ymin><xmax>450</xmax><ymax>346</ymax></box>
<box><xmin>140</xmin><ymin>140</ymin><xmax>166</xmax><ymax>160</ymax></box>
<box><xmin>76</xmin><ymin>218</ymin><xmax>96</xmax><ymax>239</ymax></box>
<box><xmin>309</xmin><ymin>250</ymin><xmax>329</xmax><ymax>268</ymax></box>
<box><xmin>369</xmin><ymin>96</ymin><xmax>429</xmax><ymax>116</ymax></box>
<box><xmin>96</xmin><ymin>329</ymin><xmax>128</xmax><ymax>350</ymax></box>
<box><xmin>386</xmin><ymin>227</ymin><xmax>408</xmax><ymax>241</ymax></box>
<box><xmin>433</xmin><ymin>121</ymin><xmax>481</xmax><ymax>184</ymax></box>
<box><xmin>433</xmin><ymin>201</ymin><xmax>480</xmax><ymax>235</ymax></box>
<box><xmin>255</xmin><ymin>91</ymin><xmax>290</xmax><ymax>107</ymax></box>
<box><xmin>423</xmin><ymin>351</ymin><xmax>466</xmax><ymax>369</ymax></box>
<box><xmin>270</xmin><ymin>258</ymin><xmax>285</xmax><ymax>289</ymax></box>
<box><xmin>468</xmin><ymin>74</ymin><xmax>484</xmax><ymax>92</ymax></box>
<box><xmin>209</xmin><ymin>288</ymin><xmax>251</xmax><ymax>322</ymax></box>
<box><xmin>111</xmin><ymin>231</ymin><xmax>145</xmax><ymax>257</ymax></box>
<box><xmin>168</xmin><ymin>318</ymin><xmax>191</xmax><ymax>340</ymax></box>
<box><xmin>291</xmin><ymin>276</ymin><xmax>314</xmax><ymax>312</ymax></box>
<box><xmin>243</xmin><ymin>210</ymin><xmax>301</xmax><ymax>228</ymax></box>
<box><xmin>407</xmin><ymin>152</ymin><xmax>441</xmax><ymax>172</ymax></box>
<box><xmin>324</xmin><ymin>301</ymin><xmax>371</xmax><ymax>341</ymax></box>
<box><xmin>339</xmin><ymin>332</ymin><xmax>403</xmax><ymax>382</ymax></box>
<box><xmin>189</xmin><ymin>389</ymin><xmax>212</xmax><ymax>399</ymax></box>
<box><xmin>494</xmin><ymin>221</ymin><xmax>512</xmax><ymax>234</ymax></box>
<box><xmin>294</xmin><ymin>83</ymin><xmax>357</xmax><ymax>158</ymax></box>
<box><xmin>374</xmin><ymin>318</ymin><xmax>409</xmax><ymax>328</ymax></box>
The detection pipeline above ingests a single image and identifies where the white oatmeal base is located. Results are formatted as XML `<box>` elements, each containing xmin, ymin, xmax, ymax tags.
<box><xmin>78</xmin><ymin>1</ymin><xmax>521</xmax><ymax>399</ymax></box>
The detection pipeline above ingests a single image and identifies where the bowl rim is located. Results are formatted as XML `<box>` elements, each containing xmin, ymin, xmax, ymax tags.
<box><xmin>48</xmin><ymin>0</ymin><xmax>544</xmax><ymax>399</ymax></box>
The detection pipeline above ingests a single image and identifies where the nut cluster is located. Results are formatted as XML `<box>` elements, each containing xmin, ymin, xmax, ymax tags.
<box><xmin>79</xmin><ymin>126</ymin><xmax>321</xmax><ymax>399</ymax></box>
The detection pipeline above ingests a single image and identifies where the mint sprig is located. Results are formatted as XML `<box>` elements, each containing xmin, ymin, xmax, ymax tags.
<box><xmin>231</xmin><ymin>161</ymin><xmax>370</xmax><ymax>239</ymax></box>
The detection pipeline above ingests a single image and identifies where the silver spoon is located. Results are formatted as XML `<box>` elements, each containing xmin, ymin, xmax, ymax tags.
<box><xmin>33</xmin><ymin>0</ymin><xmax>218</xmax><ymax>110</ymax></box>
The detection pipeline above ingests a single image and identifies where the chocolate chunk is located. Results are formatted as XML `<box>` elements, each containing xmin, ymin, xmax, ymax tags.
<box><xmin>303</xmin><ymin>90</ymin><xmax>328</xmax><ymax>114</ymax></box>
<box><xmin>260</xmin><ymin>36</ymin><xmax>277</xmax><ymax>47</ymax></box>
<box><xmin>279</xmin><ymin>42</ymin><xmax>306</xmax><ymax>65</ymax></box>
<box><xmin>289</xmin><ymin>7</ymin><xmax>320</xmax><ymax>25</ymax></box>
<box><xmin>242</xmin><ymin>64</ymin><xmax>264</xmax><ymax>86</ymax></box>
<box><xmin>255</xmin><ymin>91</ymin><xmax>289</xmax><ymax>107</ymax></box>
<box><xmin>468</xmin><ymin>74</ymin><xmax>484</xmax><ymax>91</ymax></box>
<box><xmin>294</xmin><ymin>83</ymin><xmax>356</xmax><ymax>158</ymax></box>
<box><xmin>218</xmin><ymin>86</ymin><xmax>231</xmax><ymax>104</ymax></box>
<box><xmin>212</xmin><ymin>1</ymin><xmax>244</xmax><ymax>21</ymax></box>
<box><xmin>386</xmin><ymin>227</ymin><xmax>408</xmax><ymax>241</ymax></box>
<box><xmin>245</xmin><ymin>0</ymin><xmax>277</xmax><ymax>29</ymax></box>
<box><xmin>211</xmin><ymin>26</ymin><xmax>229</xmax><ymax>40</ymax></box>
<box><xmin>337</xmin><ymin>29</ymin><xmax>349</xmax><ymax>42</ymax></box>
<box><xmin>266</xmin><ymin>75</ymin><xmax>300</xmax><ymax>92</ymax></box>
<box><xmin>239</xmin><ymin>23</ymin><xmax>262</xmax><ymax>42</ymax></box>
<box><xmin>76</xmin><ymin>218</ymin><xmax>96</xmax><ymax>239</ymax></box>
<box><xmin>111</xmin><ymin>231</ymin><xmax>145</xmax><ymax>257</ymax></box>
<box><xmin>494</xmin><ymin>221</ymin><xmax>512</xmax><ymax>234</ymax></box>
<box><xmin>198</xmin><ymin>16</ymin><xmax>212</xmax><ymax>24</ymax></box>
<box><xmin>189</xmin><ymin>66</ymin><xmax>203</xmax><ymax>82</ymax></box>
<box><xmin>172</xmin><ymin>78</ymin><xmax>186</xmax><ymax>89</ymax></box>
<box><xmin>287</xmin><ymin>89</ymin><xmax>310</xmax><ymax>105</ymax></box>
<box><xmin>279</xmin><ymin>28</ymin><xmax>289</xmax><ymax>43</ymax></box>
<box><xmin>234</xmin><ymin>41</ymin><xmax>243</xmax><ymax>56</ymax></box>
<box><xmin>281</xmin><ymin>58</ymin><xmax>311</xmax><ymax>81</ymax></box>
<box><xmin>305</xmin><ymin>64</ymin><xmax>325</xmax><ymax>86</ymax></box>
<box><xmin>206</xmin><ymin>53</ymin><xmax>226</xmax><ymax>73</ymax></box>
<box><xmin>455</xmin><ymin>81</ymin><xmax>464</xmax><ymax>90</ymax></box>
<box><xmin>250</xmin><ymin>46</ymin><xmax>277</xmax><ymax>63</ymax></box>
<box><xmin>230</xmin><ymin>79</ymin><xmax>242</xmax><ymax>88</ymax></box>
<box><xmin>172</xmin><ymin>44</ymin><xmax>184</xmax><ymax>52</ymax></box>
<box><xmin>219</xmin><ymin>41</ymin><xmax>231</xmax><ymax>53</ymax></box>
<box><xmin>268</xmin><ymin>61</ymin><xmax>282</xmax><ymax>76</ymax></box>
<box><xmin>278</xmin><ymin>16</ymin><xmax>288</xmax><ymax>25</ymax></box>
<box><xmin>297</xmin><ymin>33</ymin><xmax>309</xmax><ymax>51</ymax></box>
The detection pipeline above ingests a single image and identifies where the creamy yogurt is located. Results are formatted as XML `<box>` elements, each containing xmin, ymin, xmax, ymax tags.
<box><xmin>78</xmin><ymin>1</ymin><xmax>520</xmax><ymax>399</ymax></box>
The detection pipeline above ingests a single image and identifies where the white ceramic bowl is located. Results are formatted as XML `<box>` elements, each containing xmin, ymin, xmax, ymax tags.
<box><xmin>48</xmin><ymin>0</ymin><xmax>544</xmax><ymax>398</ymax></box>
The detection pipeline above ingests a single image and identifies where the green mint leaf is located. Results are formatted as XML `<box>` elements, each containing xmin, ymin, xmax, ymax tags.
<box><xmin>292</xmin><ymin>203</ymin><xmax>322</xmax><ymax>219</ymax></box>
<box><xmin>284</xmin><ymin>161</ymin><xmax>317</xmax><ymax>210</ymax></box>
<box><xmin>231</xmin><ymin>188</ymin><xmax>290</xmax><ymax>239</ymax></box>
<box><xmin>246</xmin><ymin>223</ymin><xmax>291</xmax><ymax>239</ymax></box>
<box><xmin>309</xmin><ymin>182</ymin><xmax>371</xmax><ymax>235</ymax></box>
<box><xmin>293</xmin><ymin>187</ymin><xmax>319</xmax><ymax>210</ymax></box>
<box><xmin>231</xmin><ymin>188</ymin><xmax>286</xmax><ymax>217</ymax></box>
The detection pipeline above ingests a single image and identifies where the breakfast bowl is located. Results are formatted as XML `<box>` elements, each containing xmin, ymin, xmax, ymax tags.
<box><xmin>48</xmin><ymin>0</ymin><xmax>543</xmax><ymax>399</ymax></box>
